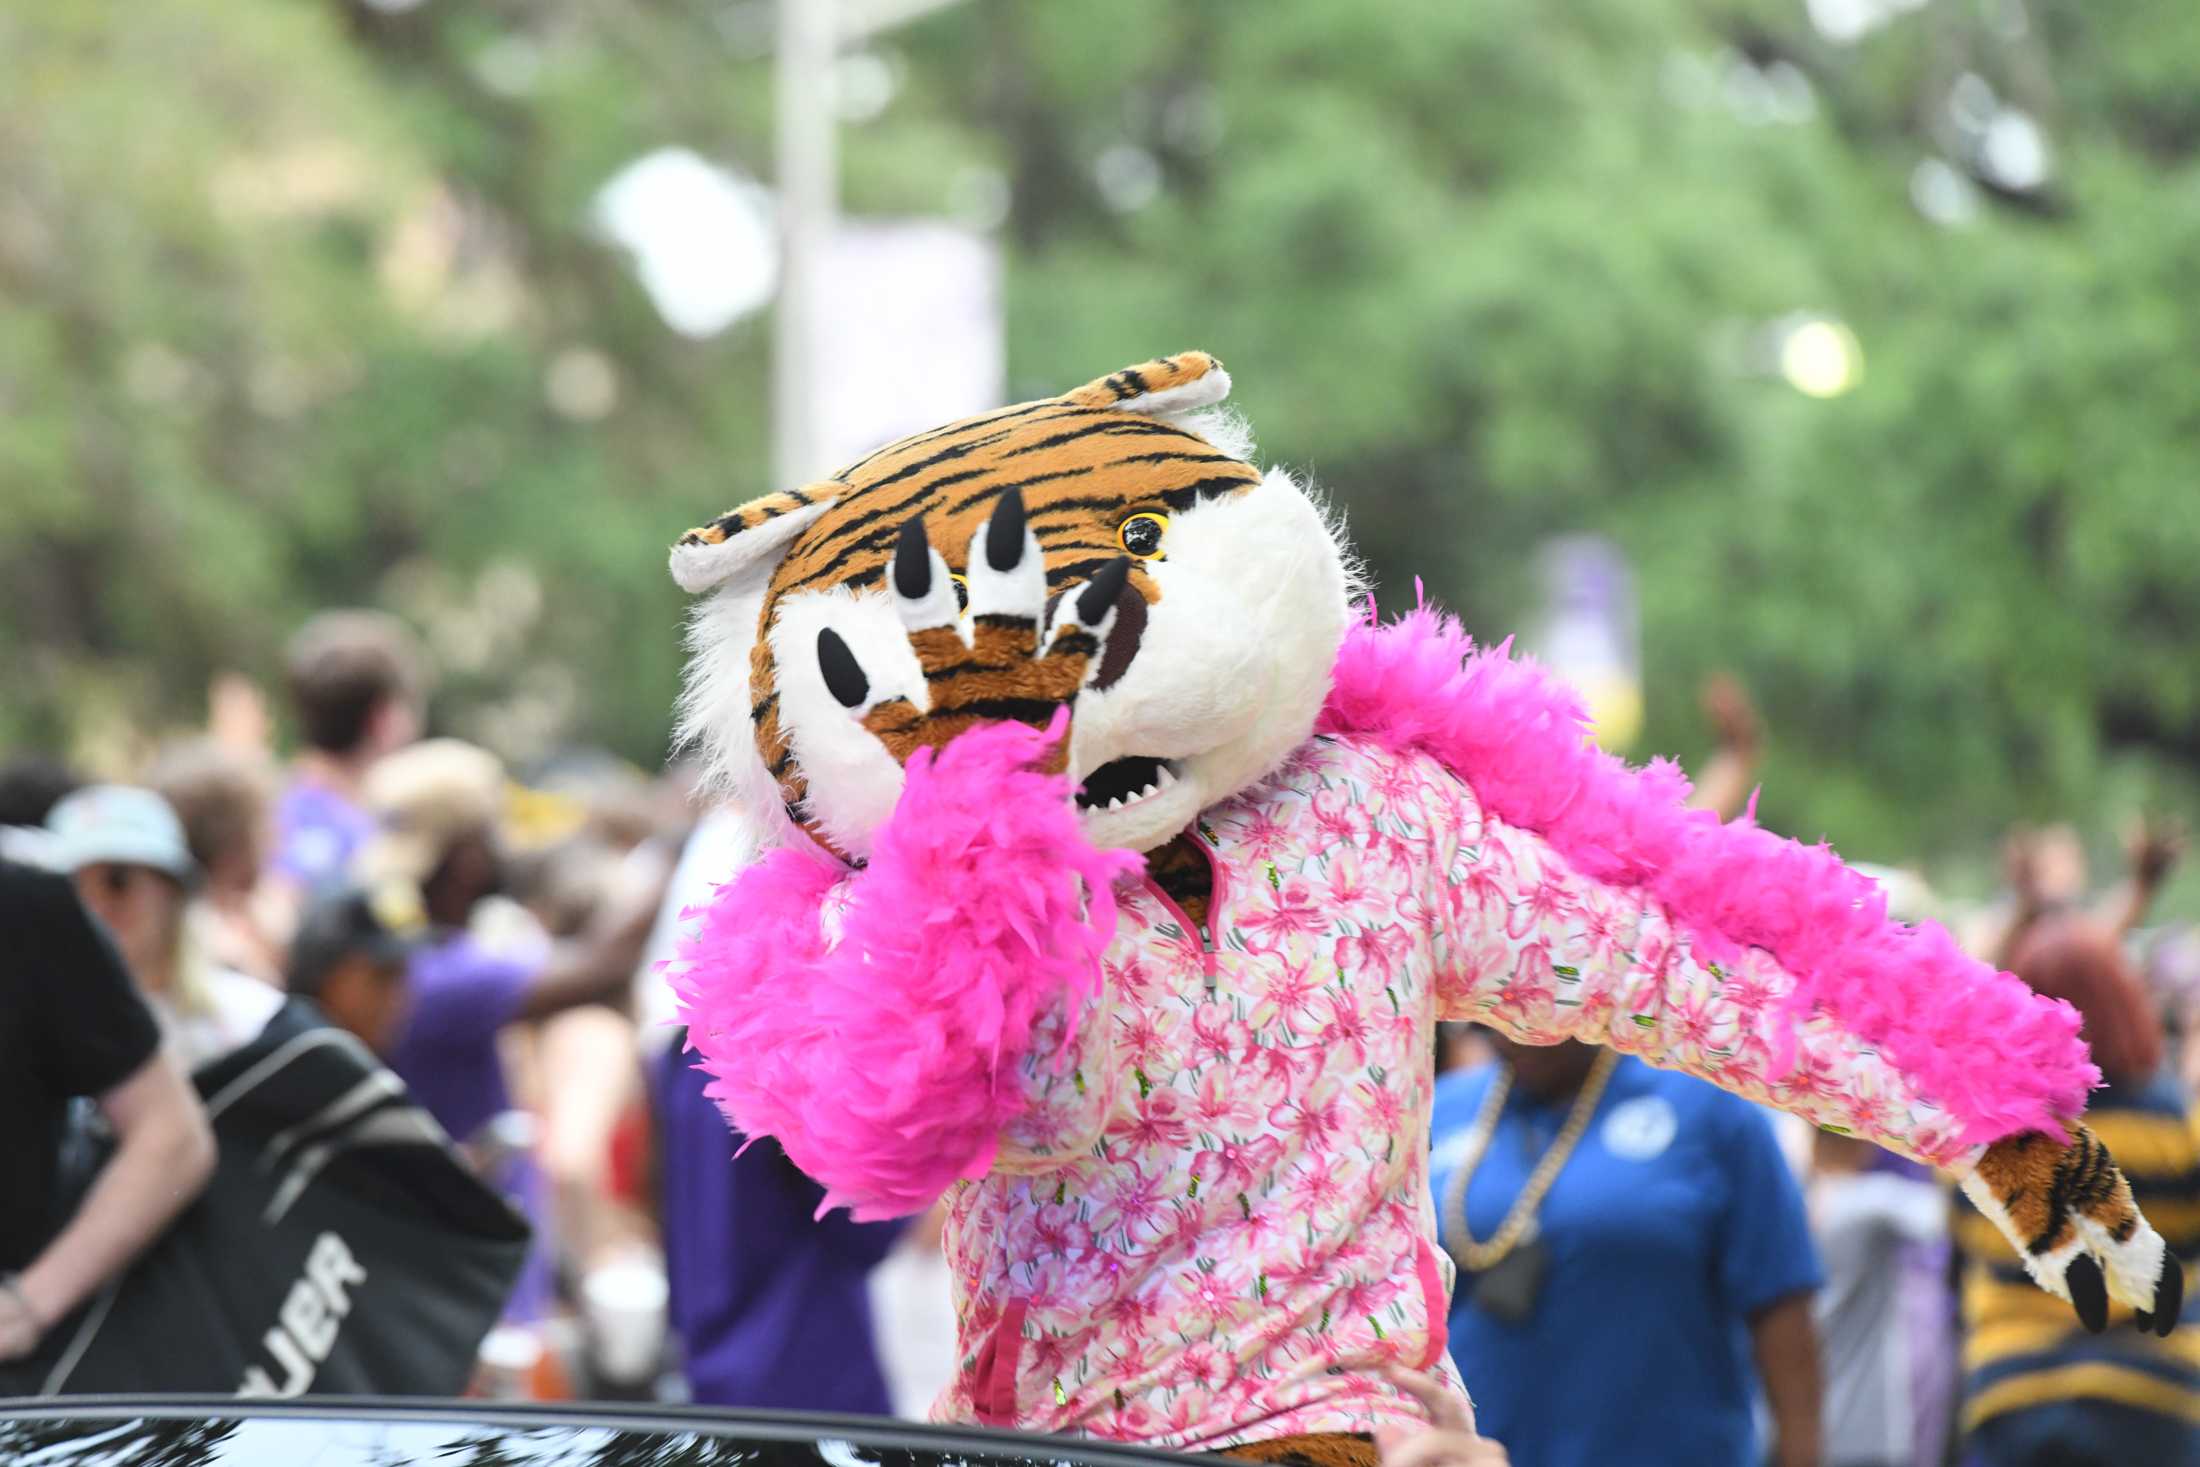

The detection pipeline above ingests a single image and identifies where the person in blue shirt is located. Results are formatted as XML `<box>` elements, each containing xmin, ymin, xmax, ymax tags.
<box><xmin>1431</xmin><ymin>1033</ymin><xmax>1825</xmax><ymax>1467</ymax></box>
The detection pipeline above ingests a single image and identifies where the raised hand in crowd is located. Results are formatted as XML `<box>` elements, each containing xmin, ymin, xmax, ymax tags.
<box><xmin>1993</xmin><ymin>824</ymin><xmax>2069</xmax><ymax>970</ymax></box>
<box><xmin>1686</xmin><ymin>672</ymin><xmax>1762</xmax><ymax>822</ymax></box>
<box><xmin>2110</xmin><ymin>812</ymin><xmax>2187</xmax><ymax>937</ymax></box>
<box><xmin>206</xmin><ymin>672</ymin><xmax>272</xmax><ymax>757</ymax></box>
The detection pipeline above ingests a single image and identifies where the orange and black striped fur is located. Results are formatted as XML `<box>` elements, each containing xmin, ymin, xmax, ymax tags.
<box><xmin>1961</xmin><ymin>1121</ymin><xmax>2182</xmax><ymax>1338</ymax></box>
<box><xmin>712</xmin><ymin>358</ymin><xmax>1254</xmax><ymax>817</ymax></box>
<box><xmin>670</xmin><ymin>352</ymin><xmax>1356</xmax><ymax>863</ymax></box>
<box><xmin>1973</xmin><ymin>1127</ymin><xmax>2144</xmax><ymax>1262</ymax></box>
<box><xmin>1957</xmin><ymin>1088</ymin><xmax>2200</xmax><ymax>1427</ymax></box>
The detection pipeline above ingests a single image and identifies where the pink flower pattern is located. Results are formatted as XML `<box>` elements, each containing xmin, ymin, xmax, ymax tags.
<box><xmin>937</xmin><ymin>735</ymin><xmax>1958</xmax><ymax>1450</ymax></box>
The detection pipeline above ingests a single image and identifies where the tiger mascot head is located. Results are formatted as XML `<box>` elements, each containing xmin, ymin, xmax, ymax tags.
<box><xmin>670</xmin><ymin>352</ymin><xmax>1357</xmax><ymax>858</ymax></box>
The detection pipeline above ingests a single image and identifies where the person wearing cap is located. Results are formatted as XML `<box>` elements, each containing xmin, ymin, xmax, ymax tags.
<box><xmin>44</xmin><ymin>785</ymin><xmax>282</xmax><ymax>1070</ymax></box>
<box><xmin>287</xmin><ymin>882</ymin><xmax>429</xmax><ymax>1056</ymax></box>
<box><xmin>357</xmin><ymin>740</ymin><xmax>662</xmax><ymax>1147</ymax></box>
<box><xmin>0</xmin><ymin>857</ymin><xmax>216</xmax><ymax>1364</ymax></box>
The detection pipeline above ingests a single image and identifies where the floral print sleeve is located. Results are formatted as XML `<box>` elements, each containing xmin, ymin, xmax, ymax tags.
<box><xmin>1413</xmin><ymin>754</ymin><xmax>1970</xmax><ymax>1167</ymax></box>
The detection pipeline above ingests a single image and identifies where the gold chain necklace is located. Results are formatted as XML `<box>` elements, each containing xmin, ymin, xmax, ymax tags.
<box><xmin>1442</xmin><ymin>1048</ymin><xmax>1620</xmax><ymax>1272</ymax></box>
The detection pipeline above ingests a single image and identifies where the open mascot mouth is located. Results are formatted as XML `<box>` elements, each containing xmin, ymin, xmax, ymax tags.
<box><xmin>1076</xmin><ymin>755</ymin><xmax>1180</xmax><ymax>812</ymax></box>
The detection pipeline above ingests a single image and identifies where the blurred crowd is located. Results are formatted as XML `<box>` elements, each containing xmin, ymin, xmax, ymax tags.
<box><xmin>3</xmin><ymin>607</ymin><xmax>2196</xmax><ymax>1467</ymax></box>
<box><xmin>0</xmin><ymin>607</ymin><xmax>959</xmax><ymax>1409</ymax></box>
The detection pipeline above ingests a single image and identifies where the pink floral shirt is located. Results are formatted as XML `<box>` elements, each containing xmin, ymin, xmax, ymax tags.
<box><xmin>933</xmin><ymin>732</ymin><xmax>1961</xmax><ymax>1448</ymax></box>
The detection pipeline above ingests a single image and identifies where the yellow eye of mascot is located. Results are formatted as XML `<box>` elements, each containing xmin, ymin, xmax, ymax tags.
<box><xmin>667</xmin><ymin>353</ymin><xmax>2179</xmax><ymax>1455</ymax></box>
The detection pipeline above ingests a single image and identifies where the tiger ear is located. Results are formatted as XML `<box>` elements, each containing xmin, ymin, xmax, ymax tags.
<box><xmin>1062</xmin><ymin>351</ymin><xmax>1233</xmax><ymax>416</ymax></box>
<box><xmin>669</xmin><ymin>485</ymin><xmax>839</xmax><ymax>595</ymax></box>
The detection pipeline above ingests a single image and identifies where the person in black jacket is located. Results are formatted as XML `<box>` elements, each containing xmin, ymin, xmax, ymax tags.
<box><xmin>0</xmin><ymin>859</ymin><xmax>215</xmax><ymax>1362</ymax></box>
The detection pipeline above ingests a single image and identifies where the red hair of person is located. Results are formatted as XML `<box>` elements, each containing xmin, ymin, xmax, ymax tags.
<box><xmin>2009</xmin><ymin>915</ymin><xmax>2165</xmax><ymax>1085</ymax></box>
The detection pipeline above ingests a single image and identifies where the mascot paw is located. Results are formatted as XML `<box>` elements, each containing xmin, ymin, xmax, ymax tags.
<box><xmin>2134</xmin><ymin>1254</ymin><xmax>2186</xmax><ymax>1339</ymax></box>
<box><xmin>821</xmin><ymin>485</ymin><xmax>1131</xmax><ymax>773</ymax></box>
<box><xmin>1966</xmin><ymin>1127</ymin><xmax>2182</xmax><ymax>1335</ymax></box>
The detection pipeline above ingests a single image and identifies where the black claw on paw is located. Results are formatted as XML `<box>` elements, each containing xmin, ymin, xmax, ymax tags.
<box><xmin>817</xmin><ymin>627</ymin><xmax>869</xmax><ymax>708</ymax></box>
<box><xmin>893</xmin><ymin>517</ymin><xmax>931</xmax><ymax>599</ymax></box>
<box><xmin>2149</xmin><ymin>1256</ymin><xmax>2184</xmax><ymax>1337</ymax></box>
<box><xmin>985</xmin><ymin>486</ymin><xmax>1027</xmax><ymax>572</ymax></box>
<box><xmin>1076</xmin><ymin>557</ymin><xmax>1134</xmax><ymax>625</ymax></box>
<box><xmin>2067</xmin><ymin>1255</ymin><xmax>2109</xmax><ymax>1334</ymax></box>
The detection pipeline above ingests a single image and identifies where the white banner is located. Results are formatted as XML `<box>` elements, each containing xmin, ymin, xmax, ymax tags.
<box><xmin>806</xmin><ymin>220</ymin><xmax>1004</xmax><ymax>476</ymax></box>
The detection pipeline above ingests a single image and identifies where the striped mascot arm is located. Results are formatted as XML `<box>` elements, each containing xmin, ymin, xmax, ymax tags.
<box><xmin>1320</xmin><ymin>601</ymin><xmax>2184</xmax><ymax>1335</ymax></box>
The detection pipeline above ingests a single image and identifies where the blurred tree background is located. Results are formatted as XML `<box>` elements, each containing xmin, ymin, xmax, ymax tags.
<box><xmin>1</xmin><ymin>0</ymin><xmax>2193</xmax><ymax>887</ymax></box>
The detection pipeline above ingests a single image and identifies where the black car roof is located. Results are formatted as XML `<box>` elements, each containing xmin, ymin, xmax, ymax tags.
<box><xmin>0</xmin><ymin>1395</ymin><xmax>1204</xmax><ymax>1467</ymax></box>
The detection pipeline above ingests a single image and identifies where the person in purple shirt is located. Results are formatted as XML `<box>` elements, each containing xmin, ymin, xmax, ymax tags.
<box><xmin>275</xmin><ymin>781</ymin><xmax>378</xmax><ymax>892</ymax></box>
<box><xmin>356</xmin><ymin>740</ymin><xmax>663</xmax><ymax>1331</ymax></box>
<box><xmin>635</xmin><ymin>808</ymin><xmax>906</xmax><ymax>1412</ymax></box>
<box><xmin>655</xmin><ymin>1039</ymin><xmax>904</xmax><ymax>1412</ymax></box>
<box><xmin>271</xmin><ymin>612</ymin><xmax>427</xmax><ymax>892</ymax></box>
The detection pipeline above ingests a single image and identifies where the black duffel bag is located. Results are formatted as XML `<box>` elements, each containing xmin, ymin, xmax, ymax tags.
<box><xmin>1</xmin><ymin>1000</ymin><xmax>529</xmax><ymax>1398</ymax></box>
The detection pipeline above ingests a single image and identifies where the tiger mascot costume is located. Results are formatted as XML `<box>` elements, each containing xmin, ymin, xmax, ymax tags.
<box><xmin>666</xmin><ymin>352</ymin><xmax>2180</xmax><ymax>1458</ymax></box>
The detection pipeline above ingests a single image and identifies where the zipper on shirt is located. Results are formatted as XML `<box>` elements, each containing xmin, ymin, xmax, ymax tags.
<box><xmin>1140</xmin><ymin>824</ymin><xmax>1226</xmax><ymax>993</ymax></box>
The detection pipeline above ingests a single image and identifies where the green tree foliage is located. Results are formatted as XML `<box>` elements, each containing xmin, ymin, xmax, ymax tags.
<box><xmin>0</xmin><ymin>0</ymin><xmax>750</xmax><ymax>769</ymax></box>
<box><xmin>1</xmin><ymin>0</ymin><xmax>2192</xmax><ymax>883</ymax></box>
<box><xmin>908</xmin><ymin>0</ymin><xmax>2200</xmax><ymax>869</ymax></box>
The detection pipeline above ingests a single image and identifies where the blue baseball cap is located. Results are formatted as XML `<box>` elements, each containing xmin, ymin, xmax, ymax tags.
<box><xmin>43</xmin><ymin>785</ymin><xmax>197</xmax><ymax>883</ymax></box>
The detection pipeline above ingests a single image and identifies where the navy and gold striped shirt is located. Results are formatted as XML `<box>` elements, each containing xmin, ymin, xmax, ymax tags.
<box><xmin>1955</xmin><ymin>1070</ymin><xmax>2200</xmax><ymax>1434</ymax></box>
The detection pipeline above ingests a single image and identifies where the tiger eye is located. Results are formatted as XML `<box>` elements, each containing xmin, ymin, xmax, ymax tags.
<box><xmin>1118</xmin><ymin>512</ymin><xmax>1168</xmax><ymax>560</ymax></box>
<box><xmin>949</xmin><ymin>573</ymin><xmax>970</xmax><ymax>611</ymax></box>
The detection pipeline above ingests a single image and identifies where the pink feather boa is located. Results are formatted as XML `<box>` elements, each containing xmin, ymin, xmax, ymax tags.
<box><xmin>1318</xmin><ymin>602</ymin><xmax>2097</xmax><ymax>1147</ymax></box>
<box><xmin>669</xmin><ymin>714</ymin><xmax>1141</xmax><ymax>1219</ymax></box>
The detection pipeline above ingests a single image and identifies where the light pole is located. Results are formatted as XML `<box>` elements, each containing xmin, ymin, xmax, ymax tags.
<box><xmin>773</xmin><ymin>0</ymin><xmax>837</xmax><ymax>489</ymax></box>
<box><xmin>773</xmin><ymin>0</ymin><xmax>971</xmax><ymax>488</ymax></box>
